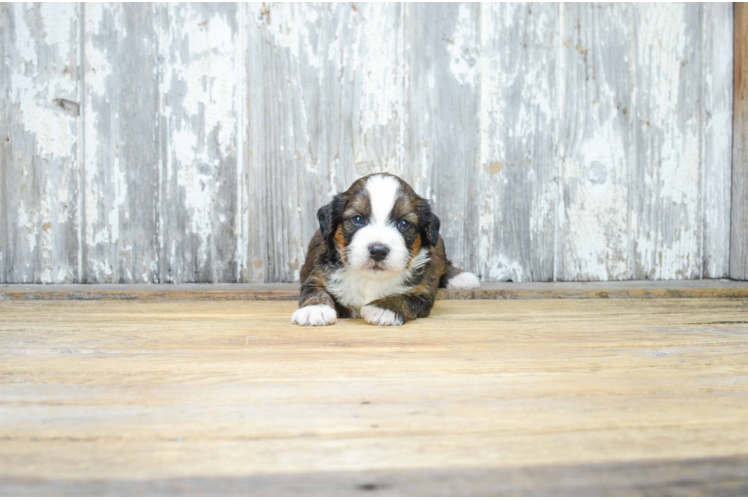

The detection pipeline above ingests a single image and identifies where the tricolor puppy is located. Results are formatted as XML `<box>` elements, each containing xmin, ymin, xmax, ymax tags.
<box><xmin>292</xmin><ymin>173</ymin><xmax>480</xmax><ymax>327</ymax></box>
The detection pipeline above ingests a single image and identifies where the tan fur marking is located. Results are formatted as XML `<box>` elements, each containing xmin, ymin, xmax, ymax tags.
<box><xmin>334</xmin><ymin>226</ymin><xmax>347</xmax><ymax>263</ymax></box>
<box><xmin>410</xmin><ymin>234</ymin><xmax>422</xmax><ymax>261</ymax></box>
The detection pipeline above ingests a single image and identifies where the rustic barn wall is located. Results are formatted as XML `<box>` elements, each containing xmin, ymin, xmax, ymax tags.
<box><xmin>0</xmin><ymin>2</ymin><xmax>735</xmax><ymax>284</ymax></box>
<box><xmin>733</xmin><ymin>3</ymin><xmax>748</xmax><ymax>280</ymax></box>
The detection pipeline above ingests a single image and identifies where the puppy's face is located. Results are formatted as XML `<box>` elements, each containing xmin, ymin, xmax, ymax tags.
<box><xmin>318</xmin><ymin>174</ymin><xmax>440</xmax><ymax>280</ymax></box>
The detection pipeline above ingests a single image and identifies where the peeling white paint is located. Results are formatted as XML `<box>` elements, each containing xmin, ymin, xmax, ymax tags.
<box><xmin>447</xmin><ymin>4</ymin><xmax>478</xmax><ymax>87</ymax></box>
<box><xmin>1</xmin><ymin>3</ymin><xmax>735</xmax><ymax>284</ymax></box>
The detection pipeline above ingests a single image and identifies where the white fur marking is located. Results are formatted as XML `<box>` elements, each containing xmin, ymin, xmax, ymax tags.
<box><xmin>446</xmin><ymin>271</ymin><xmax>480</xmax><ymax>290</ymax></box>
<box><xmin>361</xmin><ymin>305</ymin><xmax>404</xmax><ymax>326</ymax></box>
<box><xmin>291</xmin><ymin>304</ymin><xmax>337</xmax><ymax>326</ymax></box>
<box><xmin>367</xmin><ymin>175</ymin><xmax>400</xmax><ymax>225</ymax></box>
<box><xmin>328</xmin><ymin>248</ymin><xmax>430</xmax><ymax>313</ymax></box>
<box><xmin>346</xmin><ymin>175</ymin><xmax>410</xmax><ymax>276</ymax></box>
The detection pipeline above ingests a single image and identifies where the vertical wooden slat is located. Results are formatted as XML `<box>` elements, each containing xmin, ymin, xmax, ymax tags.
<box><xmin>3</xmin><ymin>3</ymin><xmax>80</xmax><ymax>283</ymax></box>
<box><xmin>632</xmin><ymin>3</ymin><xmax>704</xmax><ymax>280</ymax></box>
<box><xmin>0</xmin><ymin>3</ymin><xmax>8</xmax><ymax>283</ymax></box>
<box><xmin>246</xmin><ymin>3</ymin><xmax>404</xmax><ymax>283</ymax></box>
<box><xmin>404</xmin><ymin>3</ymin><xmax>479</xmax><ymax>273</ymax></box>
<box><xmin>732</xmin><ymin>3</ymin><xmax>748</xmax><ymax>280</ymax></box>
<box><xmin>557</xmin><ymin>3</ymin><xmax>635</xmax><ymax>281</ymax></box>
<box><xmin>82</xmin><ymin>4</ymin><xmax>159</xmax><ymax>283</ymax></box>
<box><xmin>157</xmin><ymin>3</ymin><xmax>241</xmax><ymax>283</ymax></box>
<box><xmin>246</xmin><ymin>3</ymin><xmax>328</xmax><ymax>283</ymax></box>
<box><xmin>702</xmin><ymin>3</ymin><xmax>734</xmax><ymax>278</ymax></box>
<box><xmin>475</xmin><ymin>3</ymin><xmax>557</xmax><ymax>282</ymax></box>
<box><xmin>558</xmin><ymin>3</ymin><xmax>716</xmax><ymax>281</ymax></box>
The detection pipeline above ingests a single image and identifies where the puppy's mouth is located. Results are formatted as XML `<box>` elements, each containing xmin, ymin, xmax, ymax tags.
<box><xmin>365</xmin><ymin>261</ymin><xmax>388</xmax><ymax>272</ymax></box>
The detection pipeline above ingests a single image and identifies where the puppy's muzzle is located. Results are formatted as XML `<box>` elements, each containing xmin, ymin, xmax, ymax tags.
<box><xmin>368</xmin><ymin>244</ymin><xmax>390</xmax><ymax>262</ymax></box>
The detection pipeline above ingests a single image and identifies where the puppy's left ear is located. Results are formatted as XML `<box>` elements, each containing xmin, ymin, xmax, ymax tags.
<box><xmin>317</xmin><ymin>203</ymin><xmax>334</xmax><ymax>239</ymax></box>
<box><xmin>419</xmin><ymin>200</ymin><xmax>440</xmax><ymax>246</ymax></box>
<box><xmin>317</xmin><ymin>194</ymin><xmax>344</xmax><ymax>240</ymax></box>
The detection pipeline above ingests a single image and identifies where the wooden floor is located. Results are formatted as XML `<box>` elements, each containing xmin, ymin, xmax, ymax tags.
<box><xmin>2</xmin><ymin>297</ymin><xmax>748</xmax><ymax>495</ymax></box>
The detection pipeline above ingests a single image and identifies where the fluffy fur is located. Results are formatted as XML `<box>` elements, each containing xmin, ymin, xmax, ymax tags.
<box><xmin>292</xmin><ymin>173</ymin><xmax>479</xmax><ymax>326</ymax></box>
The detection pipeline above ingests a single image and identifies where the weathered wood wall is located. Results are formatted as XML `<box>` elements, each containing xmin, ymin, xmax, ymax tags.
<box><xmin>0</xmin><ymin>3</ymin><xmax>736</xmax><ymax>284</ymax></box>
<box><xmin>733</xmin><ymin>3</ymin><xmax>748</xmax><ymax>280</ymax></box>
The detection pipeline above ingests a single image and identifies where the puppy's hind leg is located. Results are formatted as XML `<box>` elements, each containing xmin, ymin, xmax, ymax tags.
<box><xmin>440</xmin><ymin>262</ymin><xmax>480</xmax><ymax>290</ymax></box>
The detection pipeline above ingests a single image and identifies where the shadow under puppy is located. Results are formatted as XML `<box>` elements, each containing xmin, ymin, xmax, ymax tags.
<box><xmin>292</xmin><ymin>173</ymin><xmax>480</xmax><ymax>326</ymax></box>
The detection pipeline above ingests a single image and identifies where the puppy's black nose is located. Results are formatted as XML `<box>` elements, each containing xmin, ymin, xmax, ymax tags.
<box><xmin>368</xmin><ymin>244</ymin><xmax>390</xmax><ymax>262</ymax></box>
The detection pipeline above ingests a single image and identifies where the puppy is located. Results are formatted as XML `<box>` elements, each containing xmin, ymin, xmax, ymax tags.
<box><xmin>292</xmin><ymin>173</ymin><xmax>480</xmax><ymax>326</ymax></box>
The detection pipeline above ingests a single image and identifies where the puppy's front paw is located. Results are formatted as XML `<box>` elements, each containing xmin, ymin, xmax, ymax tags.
<box><xmin>361</xmin><ymin>305</ymin><xmax>404</xmax><ymax>326</ymax></box>
<box><xmin>446</xmin><ymin>271</ymin><xmax>480</xmax><ymax>290</ymax></box>
<box><xmin>291</xmin><ymin>305</ymin><xmax>337</xmax><ymax>326</ymax></box>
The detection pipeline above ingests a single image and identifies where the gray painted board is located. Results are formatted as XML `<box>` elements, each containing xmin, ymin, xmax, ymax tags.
<box><xmin>3</xmin><ymin>3</ymin><xmax>81</xmax><ymax>284</ymax></box>
<box><xmin>1</xmin><ymin>4</ymin><xmax>7</xmax><ymax>283</ymax></box>
<box><xmin>404</xmin><ymin>3</ymin><xmax>480</xmax><ymax>277</ymax></box>
<box><xmin>157</xmin><ymin>3</ymin><xmax>242</xmax><ymax>284</ymax></box>
<box><xmin>472</xmin><ymin>3</ymin><xmax>558</xmax><ymax>282</ymax></box>
<box><xmin>247</xmin><ymin>3</ymin><xmax>405</xmax><ymax>282</ymax></box>
<box><xmin>83</xmin><ymin>3</ymin><xmax>160</xmax><ymax>283</ymax></box>
<box><xmin>703</xmin><ymin>3</ymin><xmax>733</xmax><ymax>279</ymax></box>
<box><xmin>0</xmin><ymin>2</ymin><xmax>737</xmax><ymax>283</ymax></box>
<box><xmin>733</xmin><ymin>3</ymin><xmax>748</xmax><ymax>280</ymax></box>
<box><xmin>557</xmin><ymin>3</ymin><xmax>635</xmax><ymax>281</ymax></box>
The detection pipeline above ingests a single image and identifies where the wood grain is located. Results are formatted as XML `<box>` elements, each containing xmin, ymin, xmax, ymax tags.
<box><xmin>0</xmin><ymin>2</ymin><xmax>737</xmax><ymax>284</ymax></box>
<box><xmin>1</xmin><ymin>298</ymin><xmax>747</xmax><ymax>495</ymax></box>
<box><xmin>2</xmin><ymin>3</ymin><xmax>81</xmax><ymax>284</ymax></box>
<box><xmin>558</xmin><ymin>3</ymin><xmax>635</xmax><ymax>281</ymax></box>
<box><xmin>157</xmin><ymin>3</ymin><xmax>242</xmax><ymax>284</ymax></box>
<box><xmin>733</xmin><ymin>3</ymin><xmax>748</xmax><ymax>280</ymax></box>
<box><xmin>1</xmin><ymin>280</ymin><xmax>747</xmax><ymax>301</ymax></box>
<box><xmin>82</xmin><ymin>3</ymin><xmax>160</xmax><ymax>284</ymax></box>
<box><xmin>633</xmin><ymin>3</ymin><xmax>705</xmax><ymax>280</ymax></box>
<box><xmin>246</xmin><ymin>3</ymin><xmax>405</xmax><ymax>283</ymax></box>
<box><xmin>4</xmin><ymin>457</ymin><xmax>748</xmax><ymax>496</ymax></box>
<box><xmin>404</xmin><ymin>3</ymin><xmax>479</xmax><ymax>274</ymax></box>
<box><xmin>703</xmin><ymin>3</ymin><xmax>733</xmax><ymax>279</ymax></box>
<box><xmin>0</xmin><ymin>4</ymin><xmax>7</xmax><ymax>284</ymax></box>
<box><xmin>473</xmin><ymin>3</ymin><xmax>557</xmax><ymax>282</ymax></box>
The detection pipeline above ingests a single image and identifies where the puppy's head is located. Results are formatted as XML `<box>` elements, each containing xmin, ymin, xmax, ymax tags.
<box><xmin>317</xmin><ymin>174</ymin><xmax>439</xmax><ymax>280</ymax></box>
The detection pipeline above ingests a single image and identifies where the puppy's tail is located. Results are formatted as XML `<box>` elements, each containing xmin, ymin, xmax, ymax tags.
<box><xmin>440</xmin><ymin>262</ymin><xmax>481</xmax><ymax>290</ymax></box>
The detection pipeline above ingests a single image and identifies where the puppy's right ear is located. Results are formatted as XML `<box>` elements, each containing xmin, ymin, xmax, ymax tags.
<box><xmin>317</xmin><ymin>195</ymin><xmax>343</xmax><ymax>239</ymax></box>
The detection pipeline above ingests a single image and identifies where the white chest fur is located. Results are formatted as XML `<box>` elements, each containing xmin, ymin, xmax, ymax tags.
<box><xmin>326</xmin><ymin>249</ymin><xmax>430</xmax><ymax>317</ymax></box>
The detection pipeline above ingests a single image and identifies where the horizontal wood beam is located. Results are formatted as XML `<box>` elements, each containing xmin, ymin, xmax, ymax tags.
<box><xmin>1</xmin><ymin>280</ymin><xmax>747</xmax><ymax>301</ymax></box>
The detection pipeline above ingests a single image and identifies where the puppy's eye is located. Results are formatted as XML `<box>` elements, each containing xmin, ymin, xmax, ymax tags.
<box><xmin>397</xmin><ymin>220</ymin><xmax>410</xmax><ymax>231</ymax></box>
<box><xmin>351</xmin><ymin>215</ymin><xmax>365</xmax><ymax>226</ymax></box>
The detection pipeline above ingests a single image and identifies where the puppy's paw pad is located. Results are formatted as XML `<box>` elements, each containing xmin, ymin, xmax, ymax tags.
<box><xmin>446</xmin><ymin>272</ymin><xmax>480</xmax><ymax>290</ymax></box>
<box><xmin>361</xmin><ymin>305</ymin><xmax>404</xmax><ymax>326</ymax></box>
<box><xmin>291</xmin><ymin>305</ymin><xmax>337</xmax><ymax>326</ymax></box>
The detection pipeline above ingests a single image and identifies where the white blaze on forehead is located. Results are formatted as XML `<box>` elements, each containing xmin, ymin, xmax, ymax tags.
<box><xmin>365</xmin><ymin>175</ymin><xmax>400</xmax><ymax>225</ymax></box>
<box><xmin>345</xmin><ymin>174</ymin><xmax>410</xmax><ymax>279</ymax></box>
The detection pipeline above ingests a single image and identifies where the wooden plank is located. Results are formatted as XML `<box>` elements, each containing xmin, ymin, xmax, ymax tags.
<box><xmin>702</xmin><ymin>3</ymin><xmax>733</xmax><ymax>278</ymax></box>
<box><xmin>733</xmin><ymin>3</ymin><xmax>748</xmax><ymax>280</ymax></box>
<box><xmin>4</xmin><ymin>456</ymin><xmax>748</xmax><ymax>496</ymax></box>
<box><xmin>82</xmin><ymin>4</ymin><xmax>159</xmax><ymax>284</ymax></box>
<box><xmin>557</xmin><ymin>3</ymin><xmax>635</xmax><ymax>281</ymax></box>
<box><xmin>474</xmin><ymin>3</ymin><xmax>557</xmax><ymax>282</ymax></box>
<box><xmin>558</xmin><ymin>4</ymin><xmax>730</xmax><ymax>281</ymax></box>
<box><xmin>632</xmin><ymin>3</ymin><xmax>704</xmax><ymax>280</ymax></box>
<box><xmin>3</xmin><ymin>3</ymin><xmax>81</xmax><ymax>283</ymax></box>
<box><xmin>246</xmin><ymin>3</ymin><xmax>404</xmax><ymax>283</ymax></box>
<box><xmin>2</xmin><ymin>280</ymin><xmax>747</xmax><ymax>301</ymax></box>
<box><xmin>157</xmin><ymin>3</ymin><xmax>242</xmax><ymax>283</ymax></box>
<box><xmin>403</xmin><ymin>3</ymin><xmax>479</xmax><ymax>274</ymax></box>
<box><xmin>0</xmin><ymin>298</ymin><xmax>747</xmax><ymax>495</ymax></box>
<box><xmin>0</xmin><ymin>4</ymin><xmax>7</xmax><ymax>283</ymax></box>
